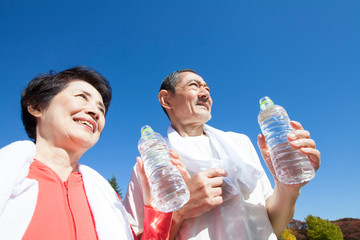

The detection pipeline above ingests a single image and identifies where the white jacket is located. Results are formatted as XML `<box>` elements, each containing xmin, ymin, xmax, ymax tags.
<box><xmin>125</xmin><ymin>125</ymin><xmax>277</xmax><ymax>240</ymax></box>
<box><xmin>0</xmin><ymin>141</ymin><xmax>133</xmax><ymax>240</ymax></box>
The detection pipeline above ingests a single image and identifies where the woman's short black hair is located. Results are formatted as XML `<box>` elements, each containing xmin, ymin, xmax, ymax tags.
<box><xmin>21</xmin><ymin>66</ymin><xmax>112</xmax><ymax>140</ymax></box>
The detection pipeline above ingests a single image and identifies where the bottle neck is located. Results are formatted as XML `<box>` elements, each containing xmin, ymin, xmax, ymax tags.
<box><xmin>260</xmin><ymin>97</ymin><xmax>274</xmax><ymax>111</ymax></box>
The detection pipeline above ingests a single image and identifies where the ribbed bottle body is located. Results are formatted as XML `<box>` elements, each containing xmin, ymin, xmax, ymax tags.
<box><xmin>258</xmin><ymin>104</ymin><xmax>315</xmax><ymax>184</ymax></box>
<box><xmin>138</xmin><ymin>132</ymin><xmax>189</xmax><ymax>212</ymax></box>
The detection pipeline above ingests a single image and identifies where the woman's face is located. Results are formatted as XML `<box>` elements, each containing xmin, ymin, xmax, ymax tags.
<box><xmin>34</xmin><ymin>80</ymin><xmax>106</xmax><ymax>151</ymax></box>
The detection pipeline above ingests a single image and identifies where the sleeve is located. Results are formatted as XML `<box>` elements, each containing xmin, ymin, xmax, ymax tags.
<box><xmin>141</xmin><ymin>206</ymin><xmax>172</xmax><ymax>240</ymax></box>
<box><xmin>0</xmin><ymin>141</ymin><xmax>36</xmax><ymax>214</ymax></box>
<box><xmin>124</xmin><ymin>165</ymin><xmax>173</xmax><ymax>240</ymax></box>
<box><xmin>258</xmin><ymin>173</ymin><xmax>274</xmax><ymax>201</ymax></box>
<box><xmin>244</xmin><ymin>134</ymin><xmax>274</xmax><ymax>200</ymax></box>
<box><xmin>123</xmin><ymin>165</ymin><xmax>145</xmax><ymax>235</ymax></box>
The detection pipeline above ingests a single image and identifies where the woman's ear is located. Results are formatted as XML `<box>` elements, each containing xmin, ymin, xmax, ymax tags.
<box><xmin>158</xmin><ymin>90</ymin><xmax>172</xmax><ymax>110</ymax></box>
<box><xmin>27</xmin><ymin>105</ymin><xmax>42</xmax><ymax>118</ymax></box>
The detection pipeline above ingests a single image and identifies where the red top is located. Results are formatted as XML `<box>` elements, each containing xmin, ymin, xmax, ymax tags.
<box><xmin>22</xmin><ymin>160</ymin><xmax>172</xmax><ymax>240</ymax></box>
<box><xmin>23</xmin><ymin>160</ymin><xmax>98</xmax><ymax>240</ymax></box>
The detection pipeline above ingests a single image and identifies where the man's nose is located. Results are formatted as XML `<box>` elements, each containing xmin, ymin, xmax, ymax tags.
<box><xmin>199</xmin><ymin>87</ymin><xmax>210</xmax><ymax>98</ymax></box>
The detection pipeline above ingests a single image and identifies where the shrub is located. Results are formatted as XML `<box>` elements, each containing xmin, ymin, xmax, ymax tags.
<box><xmin>306</xmin><ymin>215</ymin><xmax>343</xmax><ymax>240</ymax></box>
<box><xmin>280</xmin><ymin>228</ymin><xmax>297</xmax><ymax>240</ymax></box>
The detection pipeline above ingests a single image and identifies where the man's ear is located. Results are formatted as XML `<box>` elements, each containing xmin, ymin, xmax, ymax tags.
<box><xmin>27</xmin><ymin>105</ymin><xmax>42</xmax><ymax>118</ymax></box>
<box><xmin>158</xmin><ymin>90</ymin><xmax>172</xmax><ymax>110</ymax></box>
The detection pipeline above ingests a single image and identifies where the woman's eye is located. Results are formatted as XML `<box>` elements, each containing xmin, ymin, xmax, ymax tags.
<box><xmin>77</xmin><ymin>93</ymin><xmax>87</xmax><ymax>100</ymax></box>
<box><xmin>99</xmin><ymin>107</ymin><xmax>105</xmax><ymax>114</ymax></box>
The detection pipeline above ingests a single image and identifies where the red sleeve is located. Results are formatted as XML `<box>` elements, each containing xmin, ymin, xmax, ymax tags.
<box><xmin>117</xmin><ymin>194</ymin><xmax>172</xmax><ymax>240</ymax></box>
<box><xmin>141</xmin><ymin>206</ymin><xmax>173</xmax><ymax>240</ymax></box>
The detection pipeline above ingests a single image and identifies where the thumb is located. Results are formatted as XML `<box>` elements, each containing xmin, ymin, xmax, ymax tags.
<box><xmin>169</xmin><ymin>149</ymin><xmax>191</xmax><ymax>183</ymax></box>
<box><xmin>136</xmin><ymin>157</ymin><xmax>145</xmax><ymax>175</ymax></box>
<box><xmin>257</xmin><ymin>134</ymin><xmax>270</xmax><ymax>160</ymax></box>
<box><xmin>257</xmin><ymin>134</ymin><xmax>267</xmax><ymax>150</ymax></box>
<box><xmin>136</xmin><ymin>157</ymin><xmax>155</xmax><ymax>208</ymax></box>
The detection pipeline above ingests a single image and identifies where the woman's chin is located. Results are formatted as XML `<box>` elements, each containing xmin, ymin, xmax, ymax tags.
<box><xmin>69</xmin><ymin>136</ymin><xmax>99</xmax><ymax>152</ymax></box>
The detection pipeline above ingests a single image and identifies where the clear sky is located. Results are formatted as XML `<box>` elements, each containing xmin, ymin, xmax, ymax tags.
<box><xmin>1</xmin><ymin>0</ymin><xmax>359</xmax><ymax>222</ymax></box>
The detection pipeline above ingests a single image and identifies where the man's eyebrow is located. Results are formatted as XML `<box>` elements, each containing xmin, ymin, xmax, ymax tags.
<box><xmin>188</xmin><ymin>79</ymin><xmax>210</xmax><ymax>88</ymax></box>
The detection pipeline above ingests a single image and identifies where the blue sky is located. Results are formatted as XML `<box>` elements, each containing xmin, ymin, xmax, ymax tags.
<box><xmin>1</xmin><ymin>1</ymin><xmax>359</xmax><ymax>222</ymax></box>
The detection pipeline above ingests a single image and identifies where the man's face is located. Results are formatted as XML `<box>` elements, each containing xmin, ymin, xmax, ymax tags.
<box><xmin>169</xmin><ymin>72</ymin><xmax>213</xmax><ymax>125</ymax></box>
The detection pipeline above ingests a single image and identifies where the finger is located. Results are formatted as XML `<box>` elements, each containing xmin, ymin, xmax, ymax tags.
<box><xmin>136</xmin><ymin>157</ymin><xmax>149</xmax><ymax>185</ymax></box>
<box><xmin>213</xmin><ymin>186</ymin><xmax>223</xmax><ymax>197</ymax></box>
<box><xmin>176</xmin><ymin>163</ymin><xmax>191</xmax><ymax>183</ymax></box>
<box><xmin>290</xmin><ymin>121</ymin><xmax>303</xmax><ymax>130</ymax></box>
<box><xmin>170</xmin><ymin>156</ymin><xmax>183</xmax><ymax>166</ymax></box>
<box><xmin>170</xmin><ymin>150</ymin><xmax>184</xmax><ymax>166</ymax></box>
<box><xmin>290</xmin><ymin>138</ymin><xmax>316</xmax><ymax>149</ymax></box>
<box><xmin>136</xmin><ymin>157</ymin><xmax>145</xmax><ymax>174</ymax></box>
<box><xmin>202</xmin><ymin>194</ymin><xmax>224</xmax><ymax>206</ymax></box>
<box><xmin>257</xmin><ymin>134</ymin><xmax>271</xmax><ymax>162</ymax></box>
<box><xmin>204</xmin><ymin>186</ymin><xmax>223</xmax><ymax>199</ymax></box>
<box><xmin>300</xmin><ymin>148</ymin><xmax>321</xmax><ymax>171</ymax></box>
<box><xmin>288</xmin><ymin>130</ymin><xmax>310</xmax><ymax>140</ymax></box>
<box><xmin>169</xmin><ymin>149</ymin><xmax>179</xmax><ymax>159</ymax></box>
<box><xmin>207</xmin><ymin>176</ymin><xmax>224</xmax><ymax>187</ymax></box>
<box><xmin>257</xmin><ymin>134</ymin><xmax>267</xmax><ymax>146</ymax></box>
<box><xmin>168</xmin><ymin>153</ymin><xmax>191</xmax><ymax>183</ymax></box>
<box><xmin>136</xmin><ymin>157</ymin><xmax>155</xmax><ymax>207</ymax></box>
<box><xmin>257</xmin><ymin>134</ymin><xmax>267</xmax><ymax>149</ymax></box>
<box><xmin>204</xmin><ymin>168</ymin><xmax>227</xmax><ymax>178</ymax></box>
<box><xmin>211</xmin><ymin>195</ymin><xmax>224</xmax><ymax>206</ymax></box>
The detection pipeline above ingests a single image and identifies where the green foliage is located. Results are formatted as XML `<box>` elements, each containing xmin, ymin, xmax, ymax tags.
<box><xmin>280</xmin><ymin>228</ymin><xmax>296</xmax><ymax>240</ymax></box>
<box><xmin>108</xmin><ymin>175</ymin><xmax>123</xmax><ymax>199</ymax></box>
<box><xmin>306</xmin><ymin>215</ymin><xmax>343</xmax><ymax>240</ymax></box>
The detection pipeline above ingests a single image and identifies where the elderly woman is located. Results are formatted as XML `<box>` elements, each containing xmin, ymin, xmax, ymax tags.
<box><xmin>0</xmin><ymin>66</ymin><xmax>175</xmax><ymax>240</ymax></box>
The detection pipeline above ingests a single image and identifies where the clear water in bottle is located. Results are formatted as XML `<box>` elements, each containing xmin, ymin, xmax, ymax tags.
<box><xmin>257</xmin><ymin>97</ymin><xmax>315</xmax><ymax>184</ymax></box>
<box><xmin>138</xmin><ymin>125</ymin><xmax>190</xmax><ymax>212</ymax></box>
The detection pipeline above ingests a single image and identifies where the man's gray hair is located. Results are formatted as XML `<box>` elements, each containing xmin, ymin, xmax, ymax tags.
<box><xmin>159</xmin><ymin>69</ymin><xmax>198</xmax><ymax>118</ymax></box>
<box><xmin>160</xmin><ymin>69</ymin><xmax>198</xmax><ymax>93</ymax></box>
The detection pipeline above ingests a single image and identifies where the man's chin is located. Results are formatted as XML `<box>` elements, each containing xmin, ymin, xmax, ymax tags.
<box><xmin>200</xmin><ymin>114</ymin><xmax>212</xmax><ymax>123</ymax></box>
<box><xmin>207</xmin><ymin>114</ymin><xmax>212</xmax><ymax>122</ymax></box>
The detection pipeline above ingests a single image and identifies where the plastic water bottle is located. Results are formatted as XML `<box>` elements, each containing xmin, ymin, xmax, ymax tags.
<box><xmin>138</xmin><ymin>125</ymin><xmax>190</xmax><ymax>212</ymax></box>
<box><xmin>257</xmin><ymin>97</ymin><xmax>315</xmax><ymax>184</ymax></box>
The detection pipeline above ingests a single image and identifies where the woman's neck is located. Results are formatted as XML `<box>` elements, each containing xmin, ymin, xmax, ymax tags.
<box><xmin>34</xmin><ymin>138</ymin><xmax>84</xmax><ymax>181</ymax></box>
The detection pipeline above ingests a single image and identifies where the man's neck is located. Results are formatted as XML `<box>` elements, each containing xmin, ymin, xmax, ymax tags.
<box><xmin>171</xmin><ymin>122</ymin><xmax>205</xmax><ymax>137</ymax></box>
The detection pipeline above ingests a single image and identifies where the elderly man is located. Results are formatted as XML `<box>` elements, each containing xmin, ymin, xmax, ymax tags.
<box><xmin>124</xmin><ymin>69</ymin><xmax>321</xmax><ymax>240</ymax></box>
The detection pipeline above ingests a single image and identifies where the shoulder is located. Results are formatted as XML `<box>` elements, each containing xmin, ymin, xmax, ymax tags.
<box><xmin>224</xmin><ymin>131</ymin><xmax>250</xmax><ymax>142</ymax></box>
<box><xmin>78</xmin><ymin>164</ymin><xmax>109</xmax><ymax>185</ymax></box>
<box><xmin>0</xmin><ymin>140</ymin><xmax>35</xmax><ymax>155</ymax></box>
<box><xmin>208</xmin><ymin>125</ymin><xmax>251</xmax><ymax>143</ymax></box>
<box><xmin>0</xmin><ymin>140</ymin><xmax>36</xmax><ymax>176</ymax></box>
<box><xmin>78</xmin><ymin>164</ymin><xmax>98</xmax><ymax>175</ymax></box>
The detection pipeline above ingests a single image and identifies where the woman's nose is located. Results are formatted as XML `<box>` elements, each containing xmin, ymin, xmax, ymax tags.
<box><xmin>86</xmin><ymin>106</ymin><xmax>100</xmax><ymax>121</ymax></box>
